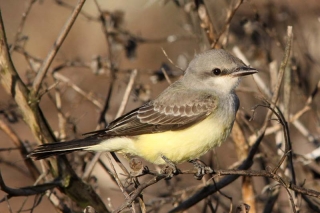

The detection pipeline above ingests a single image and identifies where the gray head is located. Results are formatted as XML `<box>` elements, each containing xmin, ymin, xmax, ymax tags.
<box><xmin>183</xmin><ymin>49</ymin><xmax>257</xmax><ymax>94</ymax></box>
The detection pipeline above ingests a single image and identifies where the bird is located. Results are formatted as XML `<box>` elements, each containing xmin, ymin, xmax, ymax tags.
<box><xmin>29</xmin><ymin>49</ymin><xmax>257</xmax><ymax>171</ymax></box>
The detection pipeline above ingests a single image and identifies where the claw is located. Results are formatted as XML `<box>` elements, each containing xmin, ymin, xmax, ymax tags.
<box><xmin>160</xmin><ymin>155</ymin><xmax>180</xmax><ymax>179</ymax></box>
<box><xmin>189</xmin><ymin>159</ymin><xmax>214</xmax><ymax>180</ymax></box>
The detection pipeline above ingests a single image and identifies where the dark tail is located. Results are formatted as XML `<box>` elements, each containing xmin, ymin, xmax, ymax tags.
<box><xmin>28</xmin><ymin>138</ymin><xmax>101</xmax><ymax>160</ymax></box>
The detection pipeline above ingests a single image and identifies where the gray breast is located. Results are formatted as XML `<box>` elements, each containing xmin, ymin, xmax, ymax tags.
<box><xmin>216</xmin><ymin>93</ymin><xmax>238</xmax><ymax>126</ymax></box>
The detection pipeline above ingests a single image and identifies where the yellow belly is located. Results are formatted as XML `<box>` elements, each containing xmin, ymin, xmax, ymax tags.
<box><xmin>134</xmin><ymin>114</ymin><xmax>233</xmax><ymax>164</ymax></box>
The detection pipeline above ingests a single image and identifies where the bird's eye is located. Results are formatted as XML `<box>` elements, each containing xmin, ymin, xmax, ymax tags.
<box><xmin>212</xmin><ymin>68</ymin><xmax>221</xmax><ymax>76</ymax></box>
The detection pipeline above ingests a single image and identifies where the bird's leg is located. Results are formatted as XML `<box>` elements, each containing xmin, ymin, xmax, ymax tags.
<box><xmin>188</xmin><ymin>159</ymin><xmax>214</xmax><ymax>180</ymax></box>
<box><xmin>160</xmin><ymin>154</ymin><xmax>180</xmax><ymax>179</ymax></box>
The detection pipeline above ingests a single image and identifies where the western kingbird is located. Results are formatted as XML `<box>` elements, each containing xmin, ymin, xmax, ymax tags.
<box><xmin>29</xmin><ymin>49</ymin><xmax>257</xmax><ymax>165</ymax></box>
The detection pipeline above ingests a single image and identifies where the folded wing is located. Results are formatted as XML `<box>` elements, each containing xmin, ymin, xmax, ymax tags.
<box><xmin>88</xmin><ymin>81</ymin><xmax>218</xmax><ymax>137</ymax></box>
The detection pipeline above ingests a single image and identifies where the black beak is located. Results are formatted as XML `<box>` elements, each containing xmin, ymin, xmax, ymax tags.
<box><xmin>231</xmin><ymin>66</ymin><xmax>258</xmax><ymax>77</ymax></box>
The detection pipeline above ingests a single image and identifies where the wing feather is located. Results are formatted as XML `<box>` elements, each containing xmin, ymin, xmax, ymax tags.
<box><xmin>85</xmin><ymin>81</ymin><xmax>218</xmax><ymax>137</ymax></box>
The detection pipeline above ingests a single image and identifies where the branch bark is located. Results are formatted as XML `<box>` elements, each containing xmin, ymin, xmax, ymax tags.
<box><xmin>0</xmin><ymin>9</ymin><xmax>109</xmax><ymax>212</ymax></box>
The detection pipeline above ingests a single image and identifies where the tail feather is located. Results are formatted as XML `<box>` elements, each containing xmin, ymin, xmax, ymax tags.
<box><xmin>28</xmin><ymin>138</ymin><xmax>101</xmax><ymax>160</ymax></box>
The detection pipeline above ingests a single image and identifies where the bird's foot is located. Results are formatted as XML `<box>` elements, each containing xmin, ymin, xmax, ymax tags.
<box><xmin>160</xmin><ymin>155</ymin><xmax>180</xmax><ymax>179</ymax></box>
<box><xmin>188</xmin><ymin>159</ymin><xmax>214</xmax><ymax>180</ymax></box>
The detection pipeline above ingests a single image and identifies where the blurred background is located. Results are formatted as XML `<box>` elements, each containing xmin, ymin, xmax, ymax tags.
<box><xmin>0</xmin><ymin>0</ymin><xmax>319</xmax><ymax>212</ymax></box>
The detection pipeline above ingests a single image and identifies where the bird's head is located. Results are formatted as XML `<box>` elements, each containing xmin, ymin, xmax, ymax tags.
<box><xmin>183</xmin><ymin>49</ymin><xmax>257</xmax><ymax>94</ymax></box>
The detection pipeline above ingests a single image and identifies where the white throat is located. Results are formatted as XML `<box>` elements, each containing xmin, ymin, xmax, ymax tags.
<box><xmin>212</xmin><ymin>76</ymin><xmax>240</xmax><ymax>95</ymax></box>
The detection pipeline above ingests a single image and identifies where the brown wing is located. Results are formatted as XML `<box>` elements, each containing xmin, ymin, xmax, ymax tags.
<box><xmin>85</xmin><ymin>81</ymin><xmax>218</xmax><ymax>137</ymax></box>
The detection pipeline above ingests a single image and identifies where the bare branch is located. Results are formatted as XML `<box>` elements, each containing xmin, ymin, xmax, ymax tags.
<box><xmin>32</xmin><ymin>0</ymin><xmax>86</xmax><ymax>95</ymax></box>
<box><xmin>0</xmin><ymin>170</ymin><xmax>60</xmax><ymax>201</ymax></box>
<box><xmin>9</xmin><ymin>0</ymin><xmax>36</xmax><ymax>53</ymax></box>
<box><xmin>212</xmin><ymin>0</ymin><xmax>244</xmax><ymax>48</ymax></box>
<box><xmin>115</xmin><ymin>69</ymin><xmax>138</xmax><ymax>118</ymax></box>
<box><xmin>0</xmin><ymin>119</ymin><xmax>40</xmax><ymax>179</ymax></box>
<box><xmin>0</xmin><ymin>9</ymin><xmax>109</xmax><ymax>212</ymax></box>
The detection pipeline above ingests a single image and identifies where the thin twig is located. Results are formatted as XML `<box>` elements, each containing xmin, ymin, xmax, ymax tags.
<box><xmin>161</xmin><ymin>48</ymin><xmax>183</xmax><ymax>72</ymax></box>
<box><xmin>32</xmin><ymin>0</ymin><xmax>86</xmax><ymax>95</ymax></box>
<box><xmin>161</xmin><ymin>68</ymin><xmax>172</xmax><ymax>85</ymax></box>
<box><xmin>110</xmin><ymin>152</ymin><xmax>130</xmax><ymax>179</ymax></box>
<box><xmin>195</xmin><ymin>0</ymin><xmax>217</xmax><ymax>47</ymax></box>
<box><xmin>82</xmin><ymin>152</ymin><xmax>102</xmax><ymax>180</ymax></box>
<box><xmin>53</xmin><ymin>72</ymin><xmax>103</xmax><ymax>109</ymax></box>
<box><xmin>105</xmin><ymin>153</ymin><xmax>135</xmax><ymax>212</ymax></box>
<box><xmin>0</xmin><ymin>119</ymin><xmax>40</xmax><ymax>179</ymax></box>
<box><xmin>275</xmin><ymin>26</ymin><xmax>293</xmax><ymax>104</ymax></box>
<box><xmin>115</xmin><ymin>69</ymin><xmax>138</xmax><ymax>119</ymax></box>
<box><xmin>277</xmin><ymin>26</ymin><xmax>297</xmax><ymax>189</ymax></box>
<box><xmin>234</xmin><ymin>43</ymin><xmax>315</xmax><ymax>144</ymax></box>
<box><xmin>97</xmin><ymin>79</ymin><xmax>115</xmax><ymax>128</ymax></box>
<box><xmin>0</xmin><ymin>170</ymin><xmax>61</xmax><ymax>201</ymax></box>
<box><xmin>178</xmin><ymin>168</ymin><xmax>320</xmax><ymax>199</ymax></box>
<box><xmin>231</xmin><ymin>118</ymin><xmax>257</xmax><ymax>213</ymax></box>
<box><xmin>55</xmin><ymin>0</ymin><xmax>97</xmax><ymax>21</ymax></box>
<box><xmin>212</xmin><ymin>0</ymin><xmax>244</xmax><ymax>48</ymax></box>
<box><xmin>106</xmin><ymin>154</ymin><xmax>128</xmax><ymax>197</ymax></box>
<box><xmin>0</xmin><ymin>157</ymin><xmax>31</xmax><ymax>178</ymax></box>
<box><xmin>4</xmin><ymin>196</ymin><xmax>13</xmax><ymax>213</ymax></box>
<box><xmin>0</xmin><ymin>9</ymin><xmax>109</xmax><ymax>213</ymax></box>
<box><xmin>93</xmin><ymin>0</ymin><xmax>114</xmax><ymax>70</ymax></box>
<box><xmin>9</xmin><ymin>0</ymin><xmax>36</xmax><ymax>53</ymax></box>
<box><xmin>54</xmin><ymin>88</ymin><xmax>66</xmax><ymax>140</ymax></box>
<box><xmin>114</xmin><ymin>173</ymin><xmax>167</xmax><ymax>213</ymax></box>
<box><xmin>93</xmin><ymin>0</ymin><xmax>117</xmax><ymax>128</ymax></box>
